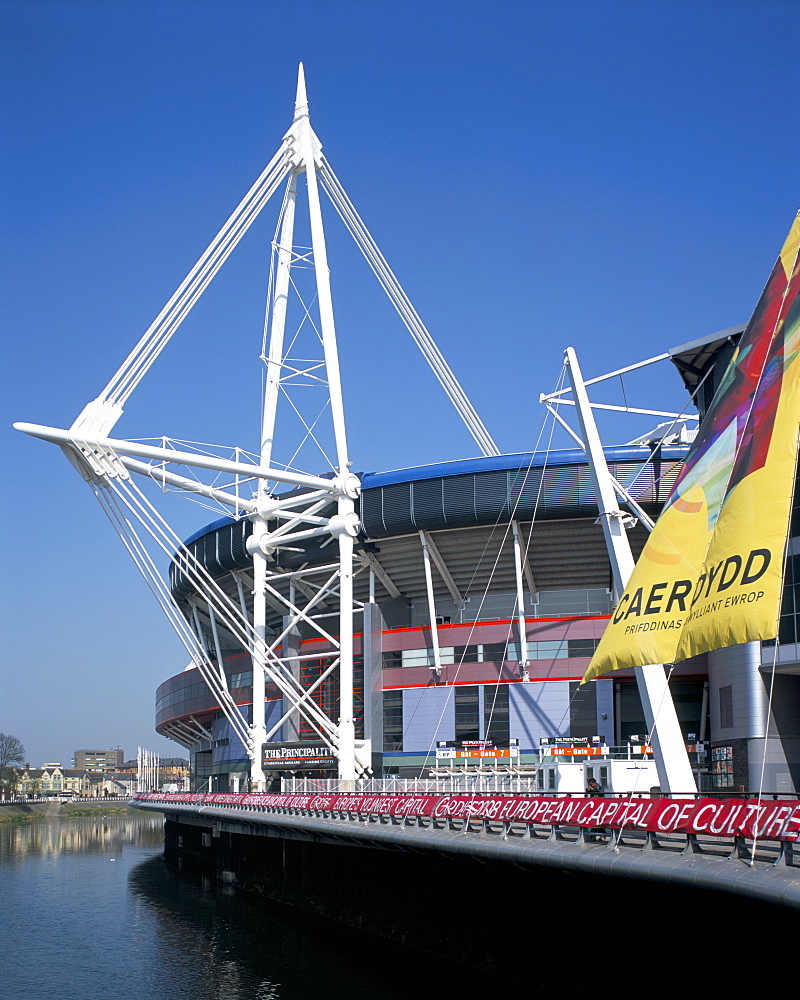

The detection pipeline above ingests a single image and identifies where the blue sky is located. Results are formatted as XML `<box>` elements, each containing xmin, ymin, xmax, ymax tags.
<box><xmin>2</xmin><ymin>0</ymin><xmax>798</xmax><ymax>767</ymax></box>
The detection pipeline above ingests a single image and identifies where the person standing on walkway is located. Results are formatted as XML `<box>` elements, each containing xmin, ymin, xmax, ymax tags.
<box><xmin>585</xmin><ymin>777</ymin><xmax>607</xmax><ymax>841</ymax></box>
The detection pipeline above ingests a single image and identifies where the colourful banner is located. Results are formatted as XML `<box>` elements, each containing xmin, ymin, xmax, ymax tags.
<box><xmin>134</xmin><ymin>791</ymin><xmax>800</xmax><ymax>842</ymax></box>
<box><xmin>584</xmin><ymin>213</ymin><xmax>800</xmax><ymax>680</ymax></box>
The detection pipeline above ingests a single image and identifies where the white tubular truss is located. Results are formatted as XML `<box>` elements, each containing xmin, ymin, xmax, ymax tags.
<box><xmin>15</xmin><ymin>422</ymin><xmax>347</xmax><ymax>494</ymax></box>
<box><xmin>93</xmin><ymin>470</ymin><xmax>348</xmax><ymax>759</ymax></box>
<box><xmin>17</xmin><ymin>66</ymin><xmax>500</xmax><ymax>790</ymax></box>
<box><xmin>79</xmin><ymin>146</ymin><xmax>293</xmax><ymax>423</ymax></box>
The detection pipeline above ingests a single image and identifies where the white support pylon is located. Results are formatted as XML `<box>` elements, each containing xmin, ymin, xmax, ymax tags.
<box><xmin>16</xmin><ymin>65</ymin><xmax>499</xmax><ymax>793</ymax></box>
<box><xmin>564</xmin><ymin>347</ymin><xmax>697</xmax><ymax>796</ymax></box>
<box><xmin>253</xmin><ymin>65</ymin><xmax>359</xmax><ymax>785</ymax></box>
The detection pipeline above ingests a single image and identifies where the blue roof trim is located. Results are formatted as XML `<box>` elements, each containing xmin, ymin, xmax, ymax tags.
<box><xmin>180</xmin><ymin>446</ymin><xmax>688</xmax><ymax>546</ymax></box>
<box><xmin>183</xmin><ymin>514</ymin><xmax>248</xmax><ymax>547</ymax></box>
<box><xmin>360</xmin><ymin>446</ymin><xmax>688</xmax><ymax>489</ymax></box>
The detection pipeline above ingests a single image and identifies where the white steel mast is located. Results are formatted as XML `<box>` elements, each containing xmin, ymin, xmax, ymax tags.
<box><xmin>563</xmin><ymin>347</ymin><xmax>697</xmax><ymax>795</ymax></box>
<box><xmin>251</xmin><ymin>67</ymin><xmax>358</xmax><ymax>786</ymax></box>
<box><xmin>16</xmin><ymin>66</ymin><xmax>498</xmax><ymax>791</ymax></box>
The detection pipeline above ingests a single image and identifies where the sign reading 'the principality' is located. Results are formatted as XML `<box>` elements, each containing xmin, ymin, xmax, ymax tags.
<box><xmin>262</xmin><ymin>741</ymin><xmax>338</xmax><ymax>770</ymax></box>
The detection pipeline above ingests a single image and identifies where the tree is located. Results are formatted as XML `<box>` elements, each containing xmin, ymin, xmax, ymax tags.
<box><xmin>0</xmin><ymin>733</ymin><xmax>25</xmax><ymax>797</ymax></box>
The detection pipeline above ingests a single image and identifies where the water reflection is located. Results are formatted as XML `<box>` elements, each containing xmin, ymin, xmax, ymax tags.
<box><xmin>0</xmin><ymin>811</ymin><xmax>163</xmax><ymax>861</ymax></box>
<box><xmin>2</xmin><ymin>813</ymin><xmax>497</xmax><ymax>1000</ymax></box>
<box><xmin>129</xmin><ymin>854</ymin><xmax>494</xmax><ymax>1000</ymax></box>
<box><xmin>131</xmin><ymin>858</ymin><xmax>284</xmax><ymax>999</ymax></box>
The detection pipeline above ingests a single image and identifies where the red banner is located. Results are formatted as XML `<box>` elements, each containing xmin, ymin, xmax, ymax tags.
<box><xmin>135</xmin><ymin>791</ymin><xmax>800</xmax><ymax>842</ymax></box>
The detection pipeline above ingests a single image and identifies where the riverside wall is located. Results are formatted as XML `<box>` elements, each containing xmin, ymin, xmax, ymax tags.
<box><xmin>153</xmin><ymin>803</ymin><xmax>800</xmax><ymax>973</ymax></box>
<box><xmin>0</xmin><ymin>799</ymin><xmax>133</xmax><ymax>822</ymax></box>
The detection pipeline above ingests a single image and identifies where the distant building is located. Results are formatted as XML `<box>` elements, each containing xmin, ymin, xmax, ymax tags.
<box><xmin>159</xmin><ymin>757</ymin><xmax>190</xmax><ymax>791</ymax></box>
<box><xmin>18</xmin><ymin>766</ymin><xmax>97</xmax><ymax>797</ymax></box>
<box><xmin>101</xmin><ymin>772</ymin><xmax>136</xmax><ymax>795</ymax></box>
<box><xmin>73</xmin><ymin>749</ymin><xmax>124</xmax><ymax>772</ymax></box>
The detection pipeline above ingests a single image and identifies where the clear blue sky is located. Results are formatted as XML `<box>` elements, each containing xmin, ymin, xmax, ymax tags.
<box><xmin>2</xmin><ymin>0</ymin><xmax>798</xmax><ymax>767</ymax></box>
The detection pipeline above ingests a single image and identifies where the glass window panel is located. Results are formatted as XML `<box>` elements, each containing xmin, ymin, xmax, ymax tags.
<box><xmin>402</xmin><ymin>649</ymin><xmax>433</xmax><ymax>668</ymax></box>
<box><xmin>567</xmin><ymin>638</ymin><xmax>599</xmax><ymax>658</ymax></box>
<box><xmin>455</xmin><ymin>685</ymin><xmax>480</xmax><ymax>742</ymax></box>
<box><xmin>533</xmin><ymin>640</ymin><xmax>568</xmax><ymax>659</ymax></box>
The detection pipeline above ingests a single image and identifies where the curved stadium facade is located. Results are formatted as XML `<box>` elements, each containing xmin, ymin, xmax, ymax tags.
<box><xmin>155</xmin><ymin>332</ymin><xmax>800</xmax><ymax>794</ymax></box>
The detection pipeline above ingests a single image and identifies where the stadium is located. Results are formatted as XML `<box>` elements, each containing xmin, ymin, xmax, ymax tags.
<box><xmin>154</xmin><ymin>325</ymin><xmax>800</xmax><ymax>795</ymax></box>
<box><xmin>17</xmin><ymin>71</ymin><xmax>799</xmax><ymax>798</ymax></box>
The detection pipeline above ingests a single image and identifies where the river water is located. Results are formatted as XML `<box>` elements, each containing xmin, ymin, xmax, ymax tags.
<box><xmin>0</xmin><ymin>812</ymin><xmax>497</xmax><ymax>1000</ymax></box>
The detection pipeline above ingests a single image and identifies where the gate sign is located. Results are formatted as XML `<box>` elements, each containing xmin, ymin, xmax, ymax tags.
<box><xmin>435</xmin><ymin>747</ymin><xmax>520</xmax><ymax>760</ymax></box>
<box><xmin>262</xmin><ymin>741</ymin><xmax>338</xmax><ymax>770</ymax></box>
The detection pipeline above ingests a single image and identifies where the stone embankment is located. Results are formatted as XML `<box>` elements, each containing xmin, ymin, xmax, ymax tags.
<box><xmin>0</xmin><ymin>798</ymin><xmax>132</xmax><ymax>822</ymax></box>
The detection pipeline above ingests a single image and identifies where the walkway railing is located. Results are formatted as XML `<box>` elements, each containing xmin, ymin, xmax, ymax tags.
<box><xmin>282</xmin><ymin>776</ymin><xmax>545</xmax><ymax>795</ymax></box>
<box><xmin>132</xmin><ymin>789</ymin><xmax>800</xmax><ymax>866</ymax></box>
<box><xmin>279</xmin><ymin>776</ymin><xmax>798</xmax><ymax>798</ymax></box>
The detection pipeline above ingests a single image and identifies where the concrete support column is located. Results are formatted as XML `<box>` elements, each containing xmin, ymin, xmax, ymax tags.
<box><xmin>709</xmin><ymin>641</ymin><xmax>800</xmax><ymax>793</ymax></box>
<box><xmin>282</xmin><ymin>616</ymin><xmax>302</xmax><ymax>743</ymax></box>
<box><xmin>362</xmin><ymin>602</ymin><xmax>386</xmax><ymax>775</ymax></box>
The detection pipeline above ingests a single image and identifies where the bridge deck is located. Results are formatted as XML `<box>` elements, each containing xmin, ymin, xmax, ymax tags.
<box><xmin>132</xmin><ymin>792</ymin><xmax>800</xmax><ymax>910</ymax></box>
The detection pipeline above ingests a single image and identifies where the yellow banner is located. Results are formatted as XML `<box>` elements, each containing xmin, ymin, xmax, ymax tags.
<box><xmin>584</xmin><ymin>213</ymin><xmax>800</xmax><ymax>681</ymax></box>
